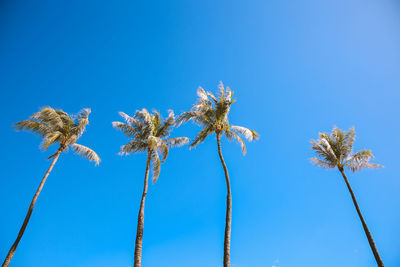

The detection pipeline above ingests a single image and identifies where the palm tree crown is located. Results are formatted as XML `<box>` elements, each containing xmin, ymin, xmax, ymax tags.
<box><xmin>177</xmin><ymin>82</ymin><xmax>259</xmax><ymax>153</ymax></box>
<box><xmin>112</xmin><ymin>108</ymin><xmax>189</xmax><ymax>183</ymax></box>
<box><xmin>310</xmin><ymin>126</ymin><xmax>382</xmax><ymax>172</ymax></box>
<box><xmin>14</xmin><ymin>107</ymin><xmax>100</xmax><ymax>164</ymax></box>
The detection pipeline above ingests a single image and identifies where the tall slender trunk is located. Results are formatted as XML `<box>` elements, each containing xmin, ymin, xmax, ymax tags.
<box><xmin>217</xmin><ymin>133</ymin><xmax>232</xmax><ymax>267</ymax></box>
<box><xmin>133</xmin><ymin>151</ymin><xmax>151</xmax><ymax>267</ymax></box>
<box><xmin>2</xmin><ymin>150</ymin><xmax>62</xmax><ymax>267</ymax></box>
<box><xmin>339</xmin><ymin>168</ymin><xmax>384</xmax><ymax>267</ymax></box>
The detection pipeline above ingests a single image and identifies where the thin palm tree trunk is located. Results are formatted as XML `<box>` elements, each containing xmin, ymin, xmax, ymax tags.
<box><xmin>2</xmin><ymin>150</ymin><xmax>62</xmax><ymax>267</ymax></box>
<box><xmin>339</xmin><ymin>168</ymin><xmax>384</xmax><ymax>266</ymax></box>
<box><xmin>217</xmin><ymin>134</ymin><xmax>232</xmax><ymax>267</ymax></box>
<box><xmin>133</xmin><ymin>151</ymin><xmax>151</xmax><ymax>267</ymax></box>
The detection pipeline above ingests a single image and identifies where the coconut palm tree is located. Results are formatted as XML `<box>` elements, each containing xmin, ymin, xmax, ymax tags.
<box><xmin>177</xmin><ymin>82</ymin><xmax>259</xmax><ymax>267</ymax></box>
<box><xmin>2</xmin><ymin>107</ymin><xmax>100</xmax><ymax>267</ymax></box>
<box><xmin>112</xmin><ymin>108</ymin><xmax>188</xmax><ymax>267</ymax></box>
<box><xmin>310</xmin><ymin>126</ymin><xmax>384</xmax><ymax>266</ymax></box>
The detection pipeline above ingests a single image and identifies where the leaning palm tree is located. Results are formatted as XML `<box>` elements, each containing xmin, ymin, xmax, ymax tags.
<box><xmin>310</xmin><ymin>126</ymin><xmax>384</xmax><ymax>266</ymax></box>
<box><xmin>2</xmin><ymin>107</ymin><xmax>100</xmax><ymax>267</ymax></box>
<box><xmin>177</xmin><ymin>82</ymin><xmax>259</xmax><ymax>267</ymax></box>
<box><xmin>112</xmin><ymin>108</ymin><xmax>188</xmax><ymax>267</ymax></box>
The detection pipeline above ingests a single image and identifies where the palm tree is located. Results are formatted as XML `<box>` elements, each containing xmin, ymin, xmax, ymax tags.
<box><xmin>310</xmin><ymin>126</ymin><xmax>384</xmax><ymax>266</ymax></box>
<box><xmin>112</xmin><ymin>108</ymin><xmax>188</xmax><ymax>267</ymax></box>
<box><xmin>177</xmin><ymin>82</ymin><xmax>259</xmax><ymax>267</ymax></box>
<box><xmin>2</xmin><ymin>107</ymin><xmax>100</xmax><ymax>267</ymax></box>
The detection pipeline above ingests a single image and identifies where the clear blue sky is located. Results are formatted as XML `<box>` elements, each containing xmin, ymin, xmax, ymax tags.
<box><xmin>1</xmin><ymin>0</ymin><xmax>399</xmax><ymax>266</ymax></box>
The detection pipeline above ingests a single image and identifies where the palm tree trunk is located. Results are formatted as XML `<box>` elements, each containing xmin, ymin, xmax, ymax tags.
<box><xmin>133</xmin><ymin>151</ymin><xmax>151</xmax><ymax>267</ymax></box>
<box><xmin>217</xmin><ymin>133</ymin><xmax>232</xmax><ymax>267</ymax></box>
<box><xmin>2</xmin><ymin>150</ymin><xmax>62</xmax><ymax>267</ymax></box>
<box><xmin>339</xmin><ymin>168</ymin><xmax>384</xmax><ymax>266</ymax></box>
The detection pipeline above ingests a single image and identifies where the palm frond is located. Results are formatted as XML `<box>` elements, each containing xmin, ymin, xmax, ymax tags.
<box><xmin>230</xmin><ymin>125</ymin><xmax>259</xmax><ymax>141</ymax></box>
<box><xmin>135</xmin><ymin>108</ymin><xmax>153</xmax><ymax>127</ymax></box>
<box><xmin>151</xmin><ymin>150</ymin><xmax>161</xmax><ymax>184</ymax></box>
<box><xmin>342</xmin><ymin>127</ymin><xmax>355</xmax><ymax>158</ymax></box>
<box><xmin>309</xmin><ymin>157</ymin><xmax>336</xmax><ymax>169</ymax></box>
<box><xmin>165</xmin><ymin>137</ymin><xmax>189</xmax><ymax>148</ymax></box>
<box><xmin>159</xmin><ymin>142</ymin><xmax>169</xmax><ymax>164</ymax></box>
<box><xmin>190</xmin><ymin>126</ymin><xmax>214</xmax><ymax>148</ymax></box>
<box><xmin>112</xmin><ymin>121</ymin><xmax>136</xmax><ymax>137</ymax></box>
<box><xmin>40</xmin><ymin>131</ymin><xmax>63</xmax><ymax>150</ymax></box>
<box><xmin>346</xmin><ymin>149</ymin><xmax>373</xmax><ymax>163</ymax></box>
<box><xmin>152</xmin><ymin>110</ymin><xmax>161</xmax><ymax>129</ymax></box>
<box><xmin>197</xmin><ymin>86</ymin><xmax>209</xmax><ymax>102</ymax></box>
<box><xmin>346</xmin><ymin>149</ymin><xmax>383</xmax><ymax>172</ymax></box>
<box><xmin>118</xmin><ymin>140</ymin><xmax>148</xmax><ymax>155</ymax></box>
<box><xmin>311</xmin><ymin>138</ymin><xmax>338</xmax><ymax>167</ymax></box>
<box><xmin>73</xmin><ymin>108</ymin><xmax>91</xmax><ymax>138</ymax></box>
<box><xmin>224</xmin><ymin>129</ymin><xmax>246</xmax><ymax>155</ymax></box>
<box><xmin>31</xmin><ymin>107</ymin><xmax>64</xmax><ymax>130</ymax></box>
<box><xmin>71</xmin><ymin>143</ymin><xmax>100</xmax><ymax>165</ymax></box>
<box><xmin>157</xmin><ymin>110</ymin><xmax>175</xmax><ymax>138</ymax></box>
<box><xmin>118</xmin><ymin>112</ymin><xmax>141</xmax><ymax>129</ymax></box>
<box><xmin>177</xmin><ymin>110</ymin><xmax>214</xmax><ymax>127</ymax></box>
<box><xmin>14</xmin><ymin>120</ymin><xmax>52</xmax><ymax>137</ymax></box>
<box><xmin>347</xmin><ymin>162</ymin><xmax>383</xmax><ymax>172</ymax></box>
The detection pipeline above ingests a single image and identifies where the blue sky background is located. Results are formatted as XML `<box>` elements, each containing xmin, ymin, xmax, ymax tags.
<box><xmin>1</xmin><ymin>0</ymin><xmax>399</xmax><ymax>266</ymax></box>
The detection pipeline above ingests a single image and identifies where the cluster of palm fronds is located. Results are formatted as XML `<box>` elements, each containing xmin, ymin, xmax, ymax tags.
<box><xmin>14</xmin><ymin>107</ymin><xmax>100</xmax><ymax>163</ymax></box>
<box><xmin>2</xmin><ymin>82</ymin><xmax>385</xmax><ymax>267</ymax></box>
<box><xmin>310</xmin><ymin>126</ymin><xmax>382</xmax><ymax>172</ymax></box>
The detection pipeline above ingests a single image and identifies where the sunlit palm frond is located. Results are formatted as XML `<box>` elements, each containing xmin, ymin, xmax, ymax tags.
<box><xmin>14</xmin><ymin>120</ymin><xmax>52</xmax><ymax>137</ymax></box>
<box><xmin>329</xmin><ymin>126</ymin><xmax>354</xmax><ymax>162</ymax></box>
<box><xmin>71</xmin><ymin>143</ymin><xmax>100</xmax><ymax>165</ymax></box>
<box><xmin>176</xmin><ymin>111</ymin><xmax>195</xmax><ymax>125</ymax></box>
<box><xmin>177</xmin><ymin>110</ymin><xmax>214</xmax><ymax>127</ymax></box>
<box><xmin>152</xmin><ymin>110</ymin><xmax>162</xmax><ymax>130</ymax></box>
<box><xmin>342</xmin><ymin>127</ymin><xmax>355</xmax><ymax>158</ymax></box>
<box><xmin>159</xmin><ymin>142</ymin><xmax>169</xmax><ymax>164</ymax></box>
<box><xmin>197</xmin><ymin>86</ymin><xmax>210</xmax><ymax>102</ymax></box>
<box><xmin>118</xmin><ymin>140</ymin><xmax>148</xmax><ymax>155</ymax></box>
<box><xmin>31</xmin><ymin>107</ymin><xmax>64</xmax><ymax>130</ymax></box>
<box><xmin>230</xmin><ymin>125</ymin><xmax>259</xmax><ymax>142</ymax></box>
<box><xmin>190</xmin><ymin>126</ymin><xmax>214</xmax><ymax>148</ymax></box>
<box><xmin>157</xmin><ymin>110</ymin><xmax>175</xmax><ymax>138</ymax></box>
<box><xmin>346</xmin><ymin>149</ymin><xmax>383</xmax><ymax>172</ymax></box>
<box><xmin>55</xmin><ymin>109</ymin><xmax>72</xmax><ymax>130</ymax></box>
<box><xmin>112</xmin><ymin>121</ymin><xmax>136</xmax><ymax>137</ymax></box>
<box><xmin>165</xmin><ymin>137</ymin><xmax>189</xmax><ymax>148</ymax></box>
<box><xmin>135</xmin><ymin>108</ymin><xmax>154</xmax><ymax>132</ymax></box>
<box><xmin>310</xmin><ymin>157</ymin><xmax>336</xmax><ymax>169</ymax></box>
<box><xmin>310</xmin><ymin>138</ymin><xmax>338</xmax><ymax>168</ymax></box>
<box><xmin>73</xmin><ymin>108</ymin><xmax>91</xmax><ymax>137</ymax></box>
<box><xmin>151</xmin><ymin>150</ymin><xmax>161</xmax><ymax>184</ymax></box>
<box><xmin>347</xmin><ymin>149</ymin><xmax>374</xmax><ymax>163</ymax></box>
<box><xmin>118</xmin><ymin>111</ymin><xmax>139</xmax><ymax>126</ymax></box>
<box><xmin>40</xmin><ymin>131</ymin><xmax>63</xmax><ymax>150</ymax></box>
<box><xmin>224</xmin><ymin>129</ymin><xmax>246</xmax><ymax>155</ymax></box>
<box><xmin>347</xmin><ymin>162</ymin><xmax>383</xmax><ymax>172</ymax></box>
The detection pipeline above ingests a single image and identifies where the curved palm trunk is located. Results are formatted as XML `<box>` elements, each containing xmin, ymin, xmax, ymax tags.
<box><xmin>134</xmin><ymin>151</ymin><xmax>151</xmax><ymax>267</ymax></box>
<box><xmin>339</xmin><ymin>168</ymin><xmax>384</xmax><ymax>266</ymax></box>
<box><xmin>2</xmin><ymin>150</ymin><xmax>62</xmax><ymax>267</ymax></box>
<box><xmin>217</xmin><ymin>134</ymin><xmax>232</xmax><ymax>267</ymax></box>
